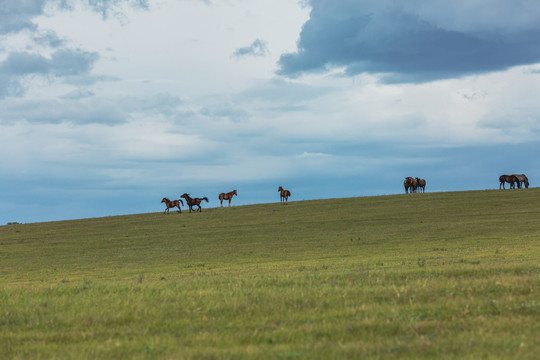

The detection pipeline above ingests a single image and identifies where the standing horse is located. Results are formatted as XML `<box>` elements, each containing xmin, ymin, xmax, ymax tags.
<box><xmin>278</xmin><ymin>186</ymin><xmax>291</xmax><ymax>204</ymax></box>
<box><xmin>219</xmin><ymin>190</ymin><xmax>237</xmax><ymax>207</ymax></box>
<box><xmin>161</xmin><ymin>197</ymin><xmax>183</xmax><ymax>214</ymax></box>
<box><xmin>404</xmin><ymin>177</ymin><xmax>417</xmax><ymax>193</ymax></box>
<box><xmin>416</xmin><ymin>178</ymin><xmax>426</xmax><ymax>193</ymax></box>
<box><xmin>180</xmin><ymin>193</ymin><xmax>209</xmax><ymax>212</ymax></box>
<box><xmin>499</xmin><ymin>175</ymin><xmax>518</xmax><ymax>189</ymax></box>
<box><xmin>513</xmin><ymin>174</ymin><xmax>529</xmax><ymax>189</ymax></box>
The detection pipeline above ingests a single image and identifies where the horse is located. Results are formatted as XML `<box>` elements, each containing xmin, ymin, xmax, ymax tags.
<box><xmin>499</xmin><ymin>175</ymin><xmax>518</xmax><ymax>189</ymax></box>
<box><xmin>180</xmin><ymin>193</ymin><xmax>209</xmax><ymax>212</ymax></box>
<box><xmin>404</xmin><ymin>177</ymin><xmax>417</xmax><ymax>193</ymax></box>
<box><xmin>219</xmin><ymin>190</ymin><xmax>237</xmax><ymax>207</ymax></box>
<box><xmin>161</xmin><ymin>197</ymin><xmax>183</xmax><ymax>214</ymax></box>
<box><xmin>278</xmin><ymin>186</ymin><xmax>291</xmax><ymax>204</ymax></box>
<box><xmin>416</xmin><ymin>178</ymin><xmax>426</xmax><ymax>193</ymax></box>
<box><xmin>513</xmin><ymin>174</ymin><xmax>529</xmax><ymax>189</ymax></box>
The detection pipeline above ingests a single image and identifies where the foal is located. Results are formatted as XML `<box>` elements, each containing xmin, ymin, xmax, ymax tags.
<box><xmin>161</xmin><ymin>197</ymin><xmax>183</xmax><ymax>214</ymax></box>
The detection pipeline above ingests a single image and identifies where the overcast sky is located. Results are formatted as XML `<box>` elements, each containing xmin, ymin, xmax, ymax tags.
<box><xmin>2</xmin><ymin>0</ymin><xmax>540</xmax><ymax>224</ymax></box>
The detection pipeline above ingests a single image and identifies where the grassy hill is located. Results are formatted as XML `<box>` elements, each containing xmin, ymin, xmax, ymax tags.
<box><xmin>1</xmin><ymin>189</ymin><xmax>539</xmax><ymax>359</ymax></box>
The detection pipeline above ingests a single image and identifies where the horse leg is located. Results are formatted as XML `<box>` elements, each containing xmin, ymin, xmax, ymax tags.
<box><xmin>220</xmin><ymin>199</ymin><xmax>223</xmax><ymax>207</ymax></box>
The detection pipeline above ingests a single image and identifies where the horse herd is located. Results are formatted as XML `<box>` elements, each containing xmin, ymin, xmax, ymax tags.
<box><xmin>404</xmin><ymin>177</ymin><xmax>426</xmax><ymax>193</ymax></box>
<box><xmin>403</xmin><ymin>174</ymin><xmax>530</xmax><ymax>193</ymax></box>
<box><xmin>162</xmin><ymin>175</ymin><xmax>531</xmax><ymax>213</ymax></box>
<box><xmin>499</xmin><ymin>174</ymin><xmax>529</xmax><ymax>189</ymax></box>
<box><xmin>161</xmin><ymin>187</ymin><xmax>292</xmax><ymax>214</ymax></box>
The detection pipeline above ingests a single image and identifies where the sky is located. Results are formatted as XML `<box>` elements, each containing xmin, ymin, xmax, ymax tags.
<box><xmin>2</xmin><ymin>0</ymin><xmax>540</xmax><ymax>224</ymax></box>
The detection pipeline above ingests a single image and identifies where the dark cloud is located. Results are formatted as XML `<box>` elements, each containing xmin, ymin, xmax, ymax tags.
<box><xmin>278</xmin><ymin>0</ymin><xmax>540</xmax><ymax>82</ymax></box>
<box><xmin>0</xmin><ymin>0</ymin><xmax>46</xmax><ymax>34</ymax></box>
<box><xmin>0</xmin><ymin>50</ymin><xmax>98</xmax><ymax>98</ymax></box>
<box><xmin>233</xmin><ymin>39</ymin><xmax>268</xmax><ymax>57</ymax></box>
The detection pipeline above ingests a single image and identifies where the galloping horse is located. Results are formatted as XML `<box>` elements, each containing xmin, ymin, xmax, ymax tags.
<box><xmin>219</xmin><ymin>190</ymin><xmax>237</xmax><ymax>207</ymax></box>
<box><xmin>416</xmin><ymin>178</ymin><xmax>426</xmax><ymax>193</ymax></box>
<box><xmin>180</xmin><ymin>193</ymin><xmax>209</xmax><ymax>212</ymax></box>
<box><xmin>499</xmin><ymin>175</ymin><xmax>518</xmax><ymax>189</ymax></box>
<box><xmin>278</xmin><ymin>186</ymin><xmax>291</xmax><ymax>204</ymax></box>
<box><xmin>161</xmin><ymin>197</ymin><xmax>183</xmax><ymax>214</ymax></box>
<box><xmin>513</xmin><ymin>174</ymin><xmax>529</xmax><ymax>189</ymax></box>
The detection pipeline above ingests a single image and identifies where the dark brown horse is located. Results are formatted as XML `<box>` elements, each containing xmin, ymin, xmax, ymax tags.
<box><xmin>219</xmin><ymin>190</ymin><xmax>237</xmax><ymax>207</ymax></box>
<box><xmin>180</xmin><ymin>193</ymin><xmax>209</xmax><ymax>212</ymax></box>
<box><xmin>416</xmin><ymin>177</ymin><xmax>426</xmax><ymax>193</ymax></box>
<box><xmin>499</xmin><ymin>175</ymin><xmax>518</xmax><ymax>189</ymax></box>
<box><xmin>161</xmin><ymin>197</ymin><xmax>183</xmax><ymax>214</ymax></box>
<box><xmin>404</xmin><ymin>177</ymin><xmax>417</xmax><ymax>193</ymax></box>
<box><xmin>513</xmin><ymin>174</ymin><xmax>529</xmax><ymax>189</ymax></box>
<box><xmin>278</xmin><ymin>186</ymin><xmax>291</xmax><ymax>204</ymax></box>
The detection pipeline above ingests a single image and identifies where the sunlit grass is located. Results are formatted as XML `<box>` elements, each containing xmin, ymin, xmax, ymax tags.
<box><xmin>1</xmin><ymin>189</ymin><xmax>539</xmax><ymax>358</ymax></box>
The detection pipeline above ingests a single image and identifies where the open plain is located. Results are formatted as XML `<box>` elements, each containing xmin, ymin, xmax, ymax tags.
<box><xmin>1</xmin><ymin>189</ymin><xmax>539</xmax><ymax>359</ymax></box>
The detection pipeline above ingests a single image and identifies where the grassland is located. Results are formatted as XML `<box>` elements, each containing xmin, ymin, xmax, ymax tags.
<box><xmin>1</xmin><ymin>189</ymin><xmax>539</xmax><ymax>359</ymax></box>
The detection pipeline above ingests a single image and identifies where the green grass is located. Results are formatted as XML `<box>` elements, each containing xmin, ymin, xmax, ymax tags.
<box><xmin>1</xmin><ymin>189</ymin><xmax>539</xmax><ymax>359</ymax></box>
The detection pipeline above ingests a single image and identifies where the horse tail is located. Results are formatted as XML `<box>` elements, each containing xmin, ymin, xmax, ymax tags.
<box><xmin>202</xmin><ymin>197</ymin><xmax>209</xmax><ymax>203</ymax></box>
<box><xmin>178</xmin><ymin>199</ymin><xmax>184</xmax><ymax>206</ymax></box>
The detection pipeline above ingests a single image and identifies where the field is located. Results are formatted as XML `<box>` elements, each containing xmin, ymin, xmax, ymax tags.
<box><xmin>1</xmin><ymin>189</ymin><xmax>539</xmax><ymax>359</ymax></box>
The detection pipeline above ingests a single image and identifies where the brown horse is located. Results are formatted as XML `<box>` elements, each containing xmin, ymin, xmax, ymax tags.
<box><xmin>513</xmin><ymin>174</ymin><xmax>529</xmax><ymax>189</ymax></box>
<box><xmin>180</xmin><ymin>193</ymin><xmax>209</xmax><ymax>212</ymax></box>
<box><xmin>278</xmin><ymin>186</ymin><xmax>291</xmax><ymax>204</ymax></box>
<box><xmin>219</xmin><ymin>190</ymin><xmax>237</xmax><ymax>207</ymax></box>
<box><xmin>404</xmin><ymin>177</ymin><xmax>417</xmax><ymax>193</ymax></box>
<box><xmin>499</xmin><ymin>175</ymin><xmax>518</xmax><ymax>189</ymax></box>
<box><xmin>161</xmin><ymin>197</ymin><xmax>183</xmax><ymax>214</ymax></box>
<box><xmin>416</xmin><ymin>177</ymin><xmax>426</xmax><ymax>193</ymax></box>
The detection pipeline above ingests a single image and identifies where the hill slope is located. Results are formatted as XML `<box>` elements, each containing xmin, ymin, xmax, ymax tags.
<box><xmin>1</xmin><ymin>190</ymin><xmax>539</xmax><ymax>358</ymax></box>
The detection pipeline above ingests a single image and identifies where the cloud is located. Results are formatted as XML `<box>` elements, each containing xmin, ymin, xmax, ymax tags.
<box><xmin>233</xmin><ymin>38</ymin><xmax>268</xmax><ymax>58</ymax></box>
<box><xmin>0</xmin><ymin>0</ymin><xmax>46</xmax><ymax>34</ymax></box>
<box><xmin>278</xmin><ymin>0</ymin><xmax>540</xmax><ymax>82</ymax></box>
<box><xmin>0</xmin><ymin>1</ymin><xmax>149</xmax><ymax>35</ymax></box>
<box><xmin>0</xmin><ymin>49</ymin><xmax>98</xmax><ymax>98</ymax></box>
<box><xmin>0</xmin><ymin>97</ymin><xmax>127</xmax><ymax>125</ymax></box>
<box><xmin>84</xmin><ymin>0</ymin><xmax>149</xmax><ymax>18</ymax></box>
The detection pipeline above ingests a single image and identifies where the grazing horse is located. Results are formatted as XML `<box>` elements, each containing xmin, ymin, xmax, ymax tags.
<box><xmin>180</xmin><ymin>193</ymin><xmax>209</xmax><ymax>212</ymax></box>
<box><xmin>278</xmin><ymin>186</ymin><xmax>291</xmax><ymax>204</ymax></box>
<box><xmin>219</xmin><ymin>190</ymin><xmax>237</xmax><ymax>207</ymax></box>
<box><xmin>416</xmin><ymin>178</ymin><xmax>426</xmax><ymax>193</ymax></box>
<box><xmin>513</xmin><ymin>174</ymin><xmax>529</xmax><ymax>189</ymax></box>
<box><xmin>404</xmin><ymin>177</ymin><xmax>417</xmax><ymax>193</ymax></box>
<box><xmin>161</xmin><ymin>197</ymin><xmax>183</xmax><ymax>214</ymax></box>
<box><xmin>499</xmin><ymin>175</ymin><xmax>518</xmax><ymax>189</ymax></box>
